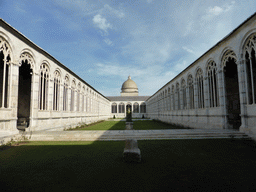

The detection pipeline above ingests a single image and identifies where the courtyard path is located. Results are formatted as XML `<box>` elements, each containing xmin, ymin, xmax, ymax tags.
<box><xmin>26</xmin><ymin>129</ymin><xmax>249</xmax><ymax>141</ymax></box>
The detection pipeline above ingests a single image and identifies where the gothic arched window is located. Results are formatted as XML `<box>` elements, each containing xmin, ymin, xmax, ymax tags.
<box><xmin>63</xmin><ymin>76</ymin><xmax>69</xmax><ymax>111</ymax></box>
<box><xmin>0</xmin><ymin>37</ymin><xmax>11</xmax><ymax>108</ymax></box>
<box><xmin>39</xmin><ymin>63</ymin><xmax>49</xmax><ymax>110</ymax></box>
<box><xmin>133</xmin><ymin>102</ymin><xmax>139</xmax><ymax>113</ymax></box>
<box><xmin>53</xmin><ymin>70</ymin><xmax>61</xmax><ymax>111</ymax></box>
<box><xmin>168</xmin><ymin>87</ymin><xmax>171</xmax><ymax>111</ymax></box>
<box><xmin>140</xmin><ymin>102</ymin><xmax>146</xmax><ymax>113</ymax></box>
<box><xmin>196</xmin><ymin>68</ymin><xmax>204</xmax><ymax>108</ymax></box>
<box><xmin>172</xmin><ymin>85</ymin><xmax>175</xmax><ymax>110</ymax></box>
<box><xmin>77</xmin><ymin>83</ymin><xmax>81</xmax><ymax>111</ymax></box>
<box><xmin>244</xmin><ymin>33</ymin><xmax>256</xmax><ymax>104</ymax></box>
<box><xmin>181</xmin><ymin>79</ymin><xmax>187</xmax><ymax>109</ymax></box>
<box><xmin>188</xmin><ymin>74</ymin><xmax>194</xmax><ymax>109</ymax></box>
<box><xmin>207</xmin><ymin>61</ymin><xmax>219</xmax><ymax>107</ymax></box>
<box><xmin>176</xmin><ymin>83</ymin><xmax>180</xmax><ymax>110</ymax></box>
<box><xmin>111</xmin><ymin>103</ymin><xmax>117</xmax><ymax>113</ymax></box>
<box><xmin>71</xmin><ymin>80</ymin><xmax>76</xmax><ymax>111</ymax></box>
<box><xmin>118</xmin><ymin>103</ymin><xmax>125</xmax><ymax>113</ymax></box>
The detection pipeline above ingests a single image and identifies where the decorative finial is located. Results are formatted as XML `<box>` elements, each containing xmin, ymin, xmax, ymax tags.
<box><xmin>128</xmin><ymin>75</ymin><xmax>131</xmax><ymax>79</ymax></box>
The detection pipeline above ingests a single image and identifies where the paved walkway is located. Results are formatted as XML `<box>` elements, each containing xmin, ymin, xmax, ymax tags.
<box><xmin>0</xmin><ymin>128</ymin><xmax>250</xmax><ymax>144</ymax></box>
<box><xmin>26</xmin><ymin>129</ymin><xmax>249</xmax><ymax>141</ymax></box>
<box><xmin>0</xmin><ymin>130</ymin><xmax>23</xmax><ymax>145</ymax></box>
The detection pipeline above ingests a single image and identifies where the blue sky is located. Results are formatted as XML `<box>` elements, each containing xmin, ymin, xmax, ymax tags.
<box><xmin>1</xmin><ymin>0</ymin><xmax>256</xmax><ymax>96</ymax></box>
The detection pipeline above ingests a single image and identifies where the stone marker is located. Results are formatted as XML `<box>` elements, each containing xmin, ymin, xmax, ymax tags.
<box><xmin>123</xmin><ymin>121</ymin><xmax>141</xmax><ymax>162</ymax></box>
<box><xmin>123</xmin><ymin>139</ymin><xmax>141</xmax><ymax>162</ymax></box>
<box><xmin>125</xmin><ymin>122</ymin><xmax>134</xmax><ymax>130</ymax></box>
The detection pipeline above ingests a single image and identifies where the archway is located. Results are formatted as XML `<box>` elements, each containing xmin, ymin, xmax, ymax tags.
<box><xmin>17</xmin><ymin>60</ymin><xmax>32</xmax><ymax>128</ymax></box>
<box><xmin>126</xmin><ymin>104</ymin><xmax>132</xmax><ymax>117</ymax></box>
<box><xmin>223</xmin><ymin>57</ymin><xmax>241</xmax><ymax>129</ymax></box>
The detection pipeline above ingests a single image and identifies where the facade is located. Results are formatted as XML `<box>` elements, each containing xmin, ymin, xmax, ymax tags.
<box><xmin>0</xmin><ymin>19</ymin><xmax>111</xmax><ymax>134</ymax></box>
<box><xmin>108</xmin><ymin>76</ymin><xmax>149</xmax><ymax>118</ymax></box>
<box><xmin>1</xmin><ymin>12</ymin><xmax>256</xmax><ymax>140</ymax></box>
<box><xmin>146</xmin><ymin>13</ymin><xmax>256</xmax><ymax>140</ymax></box>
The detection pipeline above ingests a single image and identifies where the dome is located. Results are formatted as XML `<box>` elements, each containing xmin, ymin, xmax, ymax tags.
<box><xmin>122</xmin><ymin>76</ymin><xmax>138</xmax><ymax>90</ymax></box>
<box><xmin>121</xmin><ymin>76</ymin><xmax>139</xmax><ymax>96</ymax></box>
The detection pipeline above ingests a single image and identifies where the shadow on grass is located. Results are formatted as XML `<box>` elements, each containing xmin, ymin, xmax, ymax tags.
<box><xmin>69</xmin><ymin>119</ymin><xmax>190</xmax><ymax>131</ymax></box>
<box><xmin>133</xmin><ymin>120</ymin><xmax>191</xmax><ymax>130</ymax></box>
<box><xmin>1</xmin><ymin>139</ymin><xmax>256</xmax><ymax>191</ymax></box>
<box><xmin>69</xmin><ymin>120</ymin><xmax>126</xmax><ymax>131</ymax></box>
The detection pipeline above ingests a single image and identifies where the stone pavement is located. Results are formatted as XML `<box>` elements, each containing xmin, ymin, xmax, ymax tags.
<box><xmin>0</xmin><ymin>130</ymin><xmax>24</xmax><ymax>145</ymax></box>
<box><xmin>0</xmin><ymin>128</ymin><xmax>250</xmax><ymax>145</ymax></box>
<box><xmin>26</xmin><ymin>129</ymin><xmax>249</xmax><ymax>141</ymax></box>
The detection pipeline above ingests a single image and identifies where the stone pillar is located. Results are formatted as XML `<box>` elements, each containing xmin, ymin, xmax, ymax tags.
<box><xmin>29</xmin><ymin>71</ymin><xmax>35</xmax><ymax>128</ymax></box>
<box><xmin>237</xmin><ymin>58</ymin><xmax>248</xmax><ymax>131</ymax></box>
<box><xmin>204</xmin><ymin>76</ymin><xmax>210</xmax><ymax>108</ymax></box>
<box><xmin>49</xmin><ymin>78</ymin><xmax>53</xmax><ymax>111</ymax></box>
<box><xmin>68</xmin><ymin>88</ymin><xmax>71</xmax><ymax>111</ymax></box>
<box><xmin>194</xmin><ymin>81</ymin><xmax>198</xmax><ymax>109</ymax></box>
<box><xmin>33</xmin><ymin>72</ymin><xmax>40</xmax><ymax>112</ymax></box>
<box><xmin>186</xmin><ymin>86</ymin><xmax>190</xmax><ymax>110</ymax></box>
<box><xmin>167</xmin><ymin>93</ymin><xmax>170</xmax><ymax>111</ymax></box>
<box><xmin>204</xmin><ymin>76</ymin><xmax>209</xmax><ymax>125</ymax></box>
<box><xmin>10</xmin><ymin>62</ymin><xmax>19</xmax><ymax>131</ymax></box>
<box><xmin>194</xmin><ymin>80</ymin><xmax>198</xmax><ymax>124</ymax></box>
<box><xmin>175</xmin><ymin>91</ymin><xmax>178</xmax><ymax>110</ymax></box>
<box><xmin>218</xmin><ymin>69</ymin><xmax>228</xmax><ymax>129</ymax></box>
<box><xmin>1</xmin><ymin>58</ymin><xmax>7</xmax><ymax>108</ymax></box>
<box><xmin>75</xmin><ymin>90</ymin><xmax>77</xmax><ymax>112</ymax></box>
<box><xmin>7</xmin><ymin>63</ymin><xmax>12</xmax><ymax>109</ymax></box>
<box><xmin>180</xmin><ymin>88</ymin><xmax>184</xmax><ymax>110</ymax></box>
<box><xmin>10</xmin><ymin>62</ymin><xmax>19</xmax><ymax>110</ymax></box>
<box><xmin>60</xmin><ymin>84</ymin><xmax>64</xmax><ymax>112</ymax></box>
<box><xmin>186</xmin><ymin>85</ymin><xmax>190</xmax><ymax>124</ymax></box>
<box><xmin>171</xmin><ymin>93</ymin><xmax>174</xmax><ymax>111</ymax></box>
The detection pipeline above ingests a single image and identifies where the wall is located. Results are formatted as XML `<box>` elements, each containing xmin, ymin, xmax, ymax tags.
<box><xmin>0</xmin><ymin>20</ymin><xmax>111</xmax><ymax>133</ymax></box>
<box><xmin>146</xmin><ymin>13</ymin><xmax>256</xmax><ymax>140</ymax></box>
<box><xmin>110</xmin><ymin>101</ymin><xmax>147</xmax><ymax>119</ymax></box>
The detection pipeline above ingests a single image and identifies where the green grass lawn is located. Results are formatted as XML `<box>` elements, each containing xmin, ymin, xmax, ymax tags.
<box><xmin>133</xmin><ymin>120</ymin><xmax>189</xmax><ymax>130</ymax></box>
<box><xmin>73</xmin><ymin>120</ymin><xmax>189</xmax><ymax>130</ymax></box>
<box><xmin>1</xmin><ymin>139</ymin><xmax>256</xmax><ymax>191</ymax></box>
<box><xmin>75</xmin><ymin>120</ymin><xmax>126</xmax><ymax>130</ymax></box>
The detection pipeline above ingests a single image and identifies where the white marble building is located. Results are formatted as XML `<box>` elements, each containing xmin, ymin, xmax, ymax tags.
<box><xmin>107</xmin><ymin>76</ymin><xmax>149</xmax><ymax>118</ymax></box>
<box><xmin>146</xmin><ymin>13</ymin><xmax>256</xmax><ymax>140</ymax></box>
<box><xmin>0</xmin><ymin>19</ymin><xmax>111</xmax><ymax>134</ymax></box>
<box><xmin>1</xmin><ymin>12</ymin><xmax>256</xmax><ymax>140</ymax></box>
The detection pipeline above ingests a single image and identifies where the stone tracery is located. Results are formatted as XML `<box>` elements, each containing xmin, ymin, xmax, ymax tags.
<box><xmin>244</xmin><ymin>33</ymin><xmax>256</xmax><ymax>104</ymax></box>
<box><xmin>39</xmin><ymin>63</ymin><xmax>49</xmax><ymax>110</ymax></box>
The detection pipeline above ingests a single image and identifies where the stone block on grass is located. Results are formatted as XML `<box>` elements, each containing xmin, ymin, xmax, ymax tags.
<box><xmin>123</xmin><ymin>139</ymin><xmax>141</xmax><ymax>162</ymax></box>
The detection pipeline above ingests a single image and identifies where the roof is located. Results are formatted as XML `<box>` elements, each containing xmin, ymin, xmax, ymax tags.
<box><xmin>121</xmin><ymin>75</ymin><xmax>138</xmax><ymax>92</ymax></box>
<box><xmin>146</xmin><ymin>12</ymin><xmax>256</xmax><ymax>101</ymax></box>
<box><xmin>0</xmin><ymin>18</ymin><xmax>110</xmax><ymax>101</ymax></box>
<box><xmin>107</xmin><ymin>96</ymin><xmax>150</xmax><ymax>102</ymax></box>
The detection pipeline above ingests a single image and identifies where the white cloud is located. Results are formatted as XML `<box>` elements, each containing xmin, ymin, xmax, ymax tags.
<box><xmin>182</xmin><ymin>46</ymin><xmax>195</xmax><ymax>54</ymax></box>
<box><xmin>203</xmin><ymin>1</ymin><xmax>235</xmax><ymax>20</ymax></box>
<box><xmin>93</xmin><ymin>62</ymin><xmax>177</xmax><ymax>95</ymax></box>
<box><xmin>121</xmin><ymin>23</ymin><xmax>173</xmax><ymax>66</ymax></box>
<box><xmin>173</xmin><ymin>60</ymin><xmax>189</xmax><ymax>74</ymax></box>
<box><xmin>93</xmin><ymin>14</ymin><xmax>112</xmax><ymax>33</ymax></box>
<box><xmin>104</xmin><ymin>38</ymin><xmax>113</xmax><ymax>46</ymax></box>
<box><xmin>103</xmin><ymin>4</ymin><xmax>125</xmax><ymax>18</ymax></box>
<box><xmin>15</xmin><ymin>3</ymin><xmax>26</xmax><ymax>13</ymax></box>
<box><xmin>208</xmin><ymin>6</ymin><xmax>224</xmax><ymax>16</ymax></box>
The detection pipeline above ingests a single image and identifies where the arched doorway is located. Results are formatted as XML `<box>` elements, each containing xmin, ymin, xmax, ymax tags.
<box><xmin>126</xmin><ymin>104</ymin><xmax>132</xmax><ymax>117</ymax></box>
<box><xmin>223</xmin><ymin>52</ymin><xmax>241</xmax><ymax>129</ymax></box>
<box><xmin>17</xmin><ymin>59</ymin><xmax>33</xmax><ymax>128</ymax></box>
